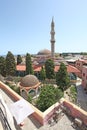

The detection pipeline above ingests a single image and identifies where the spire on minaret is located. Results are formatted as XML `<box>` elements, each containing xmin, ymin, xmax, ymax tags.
<box><xmin>50</xmin><ymin>17</ymin><xmax>55</xmax><ymax>59</ymax></box>
<box><xmin>51</xmin><ymin>17</ymin><xmax>54</xmax><ymax>26</ymax></box>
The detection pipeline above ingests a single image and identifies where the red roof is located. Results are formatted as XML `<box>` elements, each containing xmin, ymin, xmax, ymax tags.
<box><xmin>34</xmin><ymin>66</ymin><xmax>42</xmax><ymax>72</ymax></box>
<box><xmin>54</xmin><ymin>65</ymin><xmax>80</xmax><ymax>73</ymax></box>
<box><xmin>67</xmin><ymin>65</ymin><xmax>80</xmax><ymax>73</ymax></box>
<box><xmin>16</xmin><ymin>64</ymin><xmax>80</xmax><ymax>73</ymax></box>
<box><xmin>16</xmin><ymin>65</ymin><xmax>26</xmax><ymax>71</ymax></box>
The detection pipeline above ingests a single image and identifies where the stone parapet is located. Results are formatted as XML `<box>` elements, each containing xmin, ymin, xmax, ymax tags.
<box><xmin>0</xmin><ymin>81</ymin><xmax>87</xmax><ymax>125</ymax></box>
<box><xmin>62</xmin><ymin>98</ymin><xmax>87</xmax><ymax>125</ymax></box>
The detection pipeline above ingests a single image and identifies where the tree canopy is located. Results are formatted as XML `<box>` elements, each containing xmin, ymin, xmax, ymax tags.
<box><xmin>36</xmin><ymin>85</ymin><xmax>63</xmax><ymax>111</ymax></box>
<box><xmin>39</xmin><ymin>66</ymin><xmax>46</xmax><ymax>81</ymax></box>
<box><xmin>0</xmin><ymin>56</ymin><xmax>6</xmax><ymax>76</ymax></box>
<box><xmin>45</xmin><ymin>59</ymin><xmax>55</xmax><ymax>79</ymax></box>
<box><xmin>25</xmin><ymin>53</ymin><xmax>34</xmax><ymax>75</ymax></box>
<box><xmin>17</xmin><ymin>54</ymin><xmax>22</xmax><ymax>65</ymax></box>
<box><xmin>56</xmin><ymin>62</ymin><xmax>70</xmax><ymax>91</ymax></box>
<box><xmin>6</xmin><ymin>51</ymin><xmax>16</xmax><ymax>76</ymax></box>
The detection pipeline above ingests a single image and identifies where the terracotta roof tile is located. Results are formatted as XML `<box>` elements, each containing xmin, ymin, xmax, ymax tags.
<box><xmin>16</xmin><ymin>64</ymin><xmax>80</xmax><ymax>73</ymax></box>
<box><xmin>16</xmin><ymin>65</ymin><xmax>26</xmax><ymax>71</ymax></box>
<box><xmin>54</xmin><ymin>65</ymin><xmax>80</xmax><ymax>73</ymax></box>
<box><xmin>67</xmin><ymin>65</ymin><xmax>80</xmax><ymax>73</ymax></box>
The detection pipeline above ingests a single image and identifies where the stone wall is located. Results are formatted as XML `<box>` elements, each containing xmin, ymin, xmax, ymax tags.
<box><xmin>62</xmin><ymin>98</ymin><xmax>87</xmax><ymax>125</ymax></box>
<box><xmin>0</xmin><ymin>81</ymin><xmax>87</xmax><ymax>125</ymax></box>
<box><xmin>0</xmin><ymin>81</ymin><xmax>44</xmax><ymax>125</ymax></box>
<box><xmin>43</xmin><ymin>102</ymin><xmax>60</xmax><ymax>124</ymax></box>
<box><xmin>0</xmin><ymin>81</ymin><xmax>60</xmax><ymax>125</ymax></box>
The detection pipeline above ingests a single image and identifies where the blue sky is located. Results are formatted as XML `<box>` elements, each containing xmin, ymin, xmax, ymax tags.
<box><xmin>0</xmin><ymin>0</ymin><xmax>87</xmax><ymax>55</ymax></box>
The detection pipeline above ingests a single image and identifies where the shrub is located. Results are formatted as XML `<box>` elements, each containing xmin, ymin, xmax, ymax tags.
<box><xmin>70</xmin><ymin>85</ymin><xmax>77</xmax><ymax>103</ymax></box>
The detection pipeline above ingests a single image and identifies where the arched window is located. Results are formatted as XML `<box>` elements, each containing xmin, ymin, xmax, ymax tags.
<box><xmin>29</xmin><ymin>89</ymin><xmax>35</xmax><ymax>97</ymax></box>
<box><xmin>21</xmin><ymin>89</ymin><xmax>27</xmax><ymax>100</ymax></box>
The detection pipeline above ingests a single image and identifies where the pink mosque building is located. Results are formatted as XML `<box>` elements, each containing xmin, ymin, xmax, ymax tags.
<box><xmin>82</xmin><ymin>65</ymin><xmax>87</xmax><ymax>89</ymax></box>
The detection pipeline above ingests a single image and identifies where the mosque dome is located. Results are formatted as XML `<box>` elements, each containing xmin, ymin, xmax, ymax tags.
<box><xmin>20</xmin><ymin>74</ymin><xmax>39</xmax><ymax>87</ymax></box>
<box><xmin>37</xmin><ymin>49</ymin><xmax>51</xmax><ymax>55</ymax></box>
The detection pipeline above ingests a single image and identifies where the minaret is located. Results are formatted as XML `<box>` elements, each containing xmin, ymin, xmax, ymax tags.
<box><xmin>50</xmin><ymin>17</ymin><xmax>55</xmax><ymax>59</ymax></box>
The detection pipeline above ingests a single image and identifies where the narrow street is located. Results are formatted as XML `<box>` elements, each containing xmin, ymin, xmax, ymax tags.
<box><xmin>76</xmin><ymin>79</ymin><xmax>87</xmax><ymax>111</ymax></box>
<box><xmin>64</xmin><ymin>78</ymin><xmax>87</xmax><ymax>112</ymax></box>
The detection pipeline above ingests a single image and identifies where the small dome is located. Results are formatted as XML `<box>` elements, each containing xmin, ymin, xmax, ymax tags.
<box><xmin>37</xmin><ymin>49</ymin><xmax>51</xmax><ymax>55</ymax></box>
<box><xmin>20</xmin><ymin>75</ymin><xmax>39</xmax><ymax>87</ymax></box>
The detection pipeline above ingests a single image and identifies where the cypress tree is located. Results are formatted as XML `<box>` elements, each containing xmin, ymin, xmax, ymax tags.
<box><xmin>17</xmin><ymin>54</ymin><xmax>22</xmax><ymax>65</ymax></box>
<box><xmin>25</xmin><ymin>53</ymin><xmax>34</xmax><ymax>75</ymax></box>
<box><xmin>0</xmin><ymin>56</ymin><xmax>6</xmax><ymax>76</ymax></box>
<box><xmin>56</xmin><ymin>62</ymin><xmax>70</xmax><ymax>91</ymax></box>
<box><xmin>45</xmin><ymin>59</ymin><xmax>55</xmax><ymax>79</ymax></box>
<box><xmin>39</xmin><ymin>66</ymin><xmax>46</xmax><ymax>81</ymax></box>
<box><xmin>6</xmin><ymin>51</ymin><xmax>16</xmax><ymax>76</ymax></box>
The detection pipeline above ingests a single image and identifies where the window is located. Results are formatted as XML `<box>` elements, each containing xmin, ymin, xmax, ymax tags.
<box><xmin>83</xmin><ymin>73</ymin><xmax>85</xmax><ymax>77</ymax></box>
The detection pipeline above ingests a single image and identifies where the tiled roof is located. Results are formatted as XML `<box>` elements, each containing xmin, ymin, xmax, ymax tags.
<box><xmin>34</xmin><ymin>66</ymin><xmax>42</xmax><ymax>72</ymax></box>
<box><xmin>16</xmin><ymin>64</ymin><xmax>80</xmax><ymax>73</ymax></box>
<box><xmin>54</xmin><ymin>65</ymin><xmax>80</xmax><ymax>73</ymax></box>
<box><xmin>67</xmin><ymin>65</ymin><xmax>80</xmax><ymax>73</ymax></box>
<box><xmin>16</xmin><ymin>65</ymin><xmax>26</xmax><ymax>71</ymax></box>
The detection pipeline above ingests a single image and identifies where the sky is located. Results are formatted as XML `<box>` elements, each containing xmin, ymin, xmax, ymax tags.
<box><xmin>0</xmin><ymin>0</ymin><xmax>87</xmax><ymax>55</ymax></box>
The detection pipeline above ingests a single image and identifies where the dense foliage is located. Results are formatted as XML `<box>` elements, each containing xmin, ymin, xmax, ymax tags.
<box><xmin>36</xmin><ymin>85</ymin><xmax>63</xmax><ymax>111</ymax></box>
<box><xmin>39</xmin><ymin>66</ymin><xmax>46</xmax><ymax>81</ymax></box>
<box><xmin>56</xmin><ymin>62</ymin><xmax>70</xmax><ymax>91</ymax></box>
<box><xmin>6</xmin><ymin>51</ymin><xmax>16</xmax><ymax>76</ymax></box>
<box><xmin>7</xmin><ymin>83</ymin><xmax>20</xmax><ymax>95</ymax></box>
<box><xmin>70</xmin><ymin>85</ymin><xmax>77</xmax><ymax>103</ymax></box>
<box><xmin>0</xmin><ymin>56</ymin><xmax>6</xmax><ymax>76</ymax></box>
<box><xmin>25</xmin><ymin>53</ymin><xmax>34</xmax><ymax>75</ymax></box>
<box><xmin>80</xmin><ymin>52</ymin><xmax>87</xmax><ymax>55</ymax></box>
<box><xmin>54</xmin><ymin>88</ymin><xmax>64</xmax><ymax>101</ymax></box>
<box><xmin>17</xmin><ymin>55</ymin><xmax>22</xmax><ymax>65</ymax></box>
<box><xmin>45</xmin><ymin>59</ymin><xmax>55</xmax><ymax>79</ymax></box>
<box><xmin>27</xmin><ymin>94</ymin><xmax>32</xmax><ymax>103</ymax></box>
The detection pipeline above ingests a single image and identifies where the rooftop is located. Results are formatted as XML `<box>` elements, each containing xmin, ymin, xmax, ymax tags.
<box><xmin>16</xmin><ymin>64</ymin><xmax>80</xmax><ymax>73</ymax></box>
<box><xmin>37</xmin><ymin>49</ymin><xmax>51</xmax><ymax>55</ymax></box>
<box><xmin>0</xmin><ymin>85</ymin><xmax>81</xmax><ymax>130</ymax></box>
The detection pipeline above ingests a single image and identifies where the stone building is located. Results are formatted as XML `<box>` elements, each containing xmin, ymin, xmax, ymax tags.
<box><xmin>19</xmin><ymin>74</ymin><xmax>41</xmax><ymax>99</ymax></box>
<box><xmin>82</xmin><ymin>65</ymin><xmax>87</xmax><ymax>90</ymax></box>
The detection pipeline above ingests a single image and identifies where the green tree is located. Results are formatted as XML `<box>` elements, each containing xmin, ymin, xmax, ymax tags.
<box><xmin>70</xmin><ymin>85</ymin><xmax>77</xmax><ymax>103</ymax></box>
<box><xmin>36</xmin><ymin>85</ymin><xmax>56</xmax><ymax>111</ymax></box>
<box><xmin>0</xmin><ymin>56</ymin><xmax>6</xmax><ymax>76</ymax></box>
<box><xmin>45</xmin><ymin>59</ymin><xmax>55</xmax><ymax>79</ymax></box>
<box><xmin>56</xmin><ymin>62</ymin><xmax>70</xmax><ymax>91</ymax></box>
<box><xmin>39</xmin><ymin>66</ymin><xmax>46</xmax><ymax>81</ymax></box>
<box><xmin>25</xmin><ymin>53</ymin><xmax>34</xmax><ymax>75</ymax></box>
<box><xmin>54</xmin><ymin>88</ymin><xmax>64</xmax><ymax>101</ymax></box>
<box><xmin>17</xmin><ymin>55</ymin><xmax>22</xmax><ymax>65</ymax></box>
<box><xmin>6</xmin><ymin>51</ymin><xmax>16</xmax><ymax>76</ymax></box>
<box><xmin>27</xmin><ymin>94</ymin><xmax>32</xmax><ymax>103</ymax></box>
